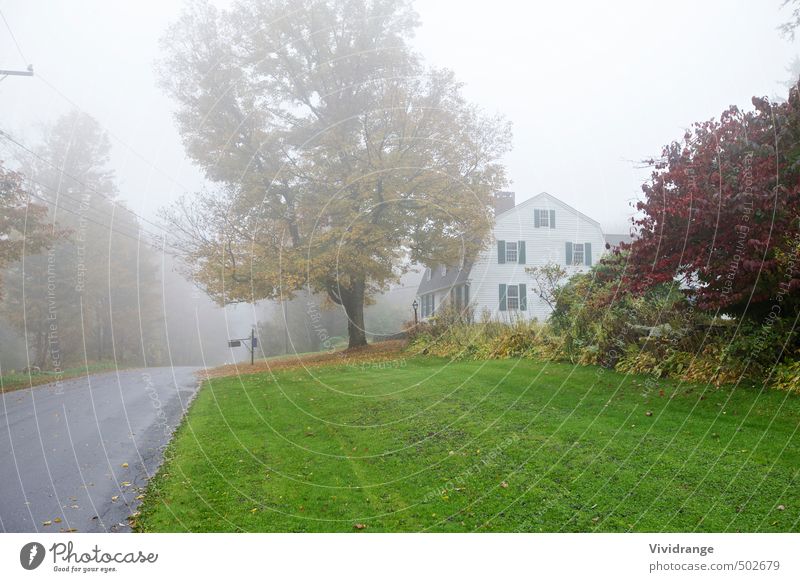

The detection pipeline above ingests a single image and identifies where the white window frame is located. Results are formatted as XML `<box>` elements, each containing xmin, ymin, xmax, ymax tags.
<box><xmin>442</xmin><ymin>265</ymin><xmax>447</xmax><ymax>277</ymax></box>
<box><xmin>506</xmin><ymin>284</ymin><xmax>519</xmax><ymax>310</ymax></box>
<box><xmin>505</xmin><ymin>241</ymin><xmax>518</xmax><ymax>263</ymax></box>
<box><xmin>572</xmin><ymin>243</ymin><xmax>585</xmax><ymax>266</ymax></box>
<box><xmin>538</xmin><ymin>209</ymin><xmax>550</xmax><ymax>228</ymax></box>
<box><xmin>425</xmin><ymin>267</ymin><xmax>431</xmax><ymax>281</ymax></box>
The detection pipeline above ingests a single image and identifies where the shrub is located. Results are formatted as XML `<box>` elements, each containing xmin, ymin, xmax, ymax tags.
<box><xmin>773</xmin><ymin>360</ymin><xmax>800</xmax><ymax>394</ymax></box>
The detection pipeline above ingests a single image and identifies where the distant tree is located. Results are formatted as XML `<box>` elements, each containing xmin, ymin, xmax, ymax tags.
<box><xmin>626</xmin><ymin>84</ymin><xmax>800</xmax><ymax>320</ymax></box>
<box><xmin>780</xmin><ymin>0</ymin><xmax>800</xmax><ymax>39</ymax></box>
<box><xmin>158</xmin><ymin>0</ymin><xmax>511</xmax><ymax>348</ymax></box>
<box><xmin>0</xmin><ymin>162</ymin><xmax>60</xmax><ymax>296</ymax></box>
<box><xmin>2</xmin><ymin>111</ymin><xmax>165</xmax><ymax>368</ymax></box>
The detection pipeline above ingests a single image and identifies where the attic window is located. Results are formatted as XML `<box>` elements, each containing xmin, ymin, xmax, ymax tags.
<box><xmin>425</xmin><ymin>267</ymin><xmax>431</xmax><ymax>281</ymax></box>
<box><xmin>534</xmin><ymin>208</ymin><xmax>555</xmax><ymax>229</ymax></box>
<box><xmin>442</xmin><ymin>265</ymin><xmax>447</xmax><ymax>277</ymax></box>
<box><xmin>538</xmin><ymin>209</ymin><xmax>549</xmax><ymax>227</ymax></box>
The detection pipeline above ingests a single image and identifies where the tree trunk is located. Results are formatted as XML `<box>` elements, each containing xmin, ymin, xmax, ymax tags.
<box><xmin>34</xmin><ymin>328</ymin><xmax>47</xmax><ymax>370</ymax></box>
<box><xmin>342</xmin><ymin>278</ymin><xmax>367</xmax><ymax>349</ymax></box>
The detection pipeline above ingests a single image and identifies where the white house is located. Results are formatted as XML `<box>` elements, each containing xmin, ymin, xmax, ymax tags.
<box><xmin>416</xmin><ymin>192</ymin><xmax>611</xmax><ymax>322</ymax></box>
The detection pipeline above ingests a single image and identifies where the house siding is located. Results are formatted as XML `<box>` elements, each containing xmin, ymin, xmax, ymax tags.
<box><xmin>460</xmin><ymin>193</ymin><xmax>606</xmax><ymax>322</ymax></box>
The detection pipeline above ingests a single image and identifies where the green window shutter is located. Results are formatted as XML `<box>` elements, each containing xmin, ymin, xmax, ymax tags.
<box><xmin>518</xmin><ymin>240</ymin><xmax>526</xmax><ymax>264</ymax></box>
<box><xmin>565</xmin><ymin>241</ymin><xmax>573</xmax><ymax>266</ymax></box>
<box><xmin>497</xmin><ymin>240</ymin><xmax>506</xmax><ymax>264</ymax></box>
<box><xmin>499</xmin><ymin>284</ymin><xmax>507</xmax><ymax>311</ymax></box>
<box><xmin>584</xmin><ymin>242</ymin><xmax>592</xmax><ymax>266</ymax></box>
<box><xmin>519</xmin><ymin>284</ymin><xmax>527</xmax><ymax>311</ymax></box>
<box><xmin>464</xmin><ymin>284</ymin><xmax>469</xmax><ymax>306</ymax></box>
<box><xmin>550</xmin><ymin>209</ymin><xmax>556</xmax><ymax>229</ymax></box>
<box><xmin>534</xmin><ymin>208</ymin><xmax>541</xmax><ymax>228</ymax></box>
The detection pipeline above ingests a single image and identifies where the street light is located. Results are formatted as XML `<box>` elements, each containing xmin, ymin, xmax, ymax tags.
<box><xmin>412</xmin><ymin>299</ymin><xmax>419</xmax><ymax>326</ymax></box>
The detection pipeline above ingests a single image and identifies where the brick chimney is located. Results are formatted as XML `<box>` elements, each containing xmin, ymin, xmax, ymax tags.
<box><xmin>492</xmin><ymin>191</ymin><xmax>515</xmax><ymax>215</ymax></box>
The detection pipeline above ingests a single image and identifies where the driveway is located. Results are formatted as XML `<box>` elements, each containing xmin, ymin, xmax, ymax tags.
<box><xmin>0</xmin><ymin>367</ymin><xmax>200</xmax><ymax>532</ymax></box>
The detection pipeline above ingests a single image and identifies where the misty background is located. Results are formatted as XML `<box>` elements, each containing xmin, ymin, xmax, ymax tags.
<box><xmin>1</xmin><ymin>0</ymin><xmax>799</xmax><ymax>369</ymax></box>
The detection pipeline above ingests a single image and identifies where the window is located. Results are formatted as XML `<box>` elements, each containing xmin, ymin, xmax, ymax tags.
<box><xmin>505</xmin><ymin>241</ymin><xmax>518</xmax><ymax>263</ymax></box>
<box><xmin>506</xmin><ymin>285</ymin><xmax>519</xmax><ymax>310</ymax></box>
<box><xmin>565</xmin><ymin>242</ymin><xmax>592</xmax><ymax>266</ymax></box>
<box><xmin>442</xmin><ymin>265</ymin><xmax>447</xmax><ymax>277</ymax></box>
<box><xmin>425</xmin><ymin>267</ymin><xmax>431</xmax><ymax>281</ymax></box>
<box><xmin>420</xmin><ymin>293</ymin><xmax>436</xmax><ymax>317</ymax></box>
<box><xmin>538</xmin><ymin>210</ymin><xmax>549</xmax><ymax>228</ymax></box>
<box><xmin>422</xmin><ymin>293</ymin><xmax>435</xmax><ymax>317</ymax></box>
<box><xmin>535</xmin><ymin>208</ymin><xmax>555</xmax><ymax>228</ymax></box>
<box><xmin>451</xmin><ymin>284</ymin><xmax>470</xmax><ymax>310</ymax></box>
<box><xmin>572</xmin><ymin>243</ymin><xmax>584</xmax><ymax>266</ymax></box>
<box><xmin>498</xmin><ymin>240</ymin><xmax>525</xmax><ymax>264</ymax></box>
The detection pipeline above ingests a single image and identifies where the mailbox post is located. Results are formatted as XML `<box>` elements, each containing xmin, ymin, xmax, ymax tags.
<box><xmin>227</xmin><ymin>327</ymin><xmax>258</xmax><ymax>365</ymax></box>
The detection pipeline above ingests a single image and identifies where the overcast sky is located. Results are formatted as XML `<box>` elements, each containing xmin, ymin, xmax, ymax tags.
<box><xmin>1</xmin><ymin>0</ymin><xmax>798</xmax><ymax>235</ymax></box>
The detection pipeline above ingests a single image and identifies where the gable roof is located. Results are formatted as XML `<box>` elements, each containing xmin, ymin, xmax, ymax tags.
<box><xmin>496</xmin><ymin>192</ymin><xmax>602</xmax><ymax>228</ymax></box>
<box><xmin>416</xmin><ymin>263</ymin><xmax>471</xmax><ymax>296</ymax></box>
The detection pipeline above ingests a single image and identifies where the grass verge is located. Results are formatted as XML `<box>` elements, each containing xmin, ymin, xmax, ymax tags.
<box><xmin>136</xmin><ymin>356</ymin><xmax>800</xmax><ymax>532</ymax></box>
<box><xmin>0</xmin><ymin>361</ymin><xmax>123</xmax><ymax>393</ymax></box>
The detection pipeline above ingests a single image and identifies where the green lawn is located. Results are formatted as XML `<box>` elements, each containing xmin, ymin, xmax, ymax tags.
<box><xmin>135</xmin><ymin>357</ymin><xmax>800</xmax><ymax>532</ymax></box>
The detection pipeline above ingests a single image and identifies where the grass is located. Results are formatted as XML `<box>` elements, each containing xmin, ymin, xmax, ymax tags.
<box><xmin>0</xmin><ymin>361</ymin><xmax>122</xmax><ymax>393</ymax></box>
<box><xmin>135</xmin><ymin>356</ymin><xmax>800</xmax><ymax>532</ymax></box>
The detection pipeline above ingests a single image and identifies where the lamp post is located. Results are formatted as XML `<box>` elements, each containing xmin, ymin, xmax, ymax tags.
<box><xmin>412</xmin><ymin>299</ymin><xmax>419</xmax><ymax>326</ymax></box>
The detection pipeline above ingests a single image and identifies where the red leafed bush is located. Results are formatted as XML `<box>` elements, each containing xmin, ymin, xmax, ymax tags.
<box><xmin>626</xmin><ymin>85</ymin><xmax>800</xmax><ymax>319</ymax></box>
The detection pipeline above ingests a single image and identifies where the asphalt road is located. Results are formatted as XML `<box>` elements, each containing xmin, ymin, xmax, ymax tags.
<box><xmin>0</xmin><ymin>367</ymin><xmax>200</xmax><ymax>533</ymax></box>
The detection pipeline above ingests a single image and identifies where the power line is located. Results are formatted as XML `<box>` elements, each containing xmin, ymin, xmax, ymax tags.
<box><xmin>4</xmin><ymin>157</ymin><xmax>184</xmax><ymax>256</ymax></box>
<box><xmin>23</xmin><ymin>182</ymin><xmax>183</xmax><ymax>259</ymax></box>
<box><xmin>0</xmin><ymin>127</ymin><xmax>176</xmax><ymax>240</ymax></box>
<box><xmin>0</xmin><ymin>7</ymin><xmax>29</xmax><ymax>65</ymax></box>
<box><xmin>34</xmin><ymin>73</ymin><xmax>192</xmax><ymax>194</ymax></box>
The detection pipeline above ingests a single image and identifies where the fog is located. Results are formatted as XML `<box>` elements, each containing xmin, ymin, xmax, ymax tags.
<box><xmin>1</xmin><ymin>0</ymin><xmax>799</xmax><ymax>368</ymax></box>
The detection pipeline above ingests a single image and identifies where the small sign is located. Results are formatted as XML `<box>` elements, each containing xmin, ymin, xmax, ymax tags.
<box><xmin>228</xmin><ymin>340</ymin><xmax>241</xmax><ymax>348</ymax></box>
<box><xmin>251</xmin><ymin>337</ymin><xmax>258</xmax><ymax>348</ymax></box>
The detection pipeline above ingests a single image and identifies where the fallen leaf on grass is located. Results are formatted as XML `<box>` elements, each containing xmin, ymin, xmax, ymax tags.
<box><xmin>500</xmin><ymin>481</ymin><xmax>509</xmax><ymax>489</ymax></box>
<box><xmin>777</xmin><ymin>504</ymin><xmax>786</xmax><ymax>511</ymax></box>
<box><xmin>645</xmin><ymin>411</ymin><xmax>653</xmax><ymax>417</ymax></box>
